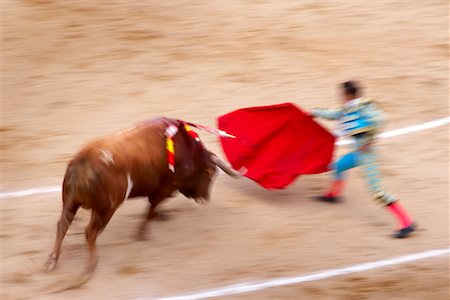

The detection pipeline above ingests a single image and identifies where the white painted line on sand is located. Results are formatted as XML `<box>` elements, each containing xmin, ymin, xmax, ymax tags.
<box><xmin>1</xmin><ymin>186</ymin><xmax>61</xmax><ymax>199</ymax></box>
<box><xmin>1</xmin><ymin>116</ymin><xmax>449</xmax><ymax>200</ymax></box>
<box><xmin>336</xmin><ymin>116</ymin><xmax>450</xmax><ymax>146</ymax></box>
<box><xmin>152</xmin><ymin>248</ymin><xmax>449</xmax><ymax>300</ymax></box>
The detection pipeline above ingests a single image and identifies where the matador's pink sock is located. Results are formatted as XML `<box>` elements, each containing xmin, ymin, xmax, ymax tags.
<box><xmin>324</xmin><ymin>180</ymin><xmax>344</xmax><ymax>197</ymax></box>
<box><xmin>387</xmin><ymin>202</ymin><xmax>413</xmax><ymax>229</ymax></box>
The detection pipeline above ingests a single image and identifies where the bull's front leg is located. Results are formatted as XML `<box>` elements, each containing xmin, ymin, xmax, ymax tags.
<box><xmin>136</xmin><ymin>189</ymin><xmax>174</xmax><ymax>241</ymax></box>
<box><xmin>136</xmin><ymin>202</ymin><xmax>158</xmax><ymax>241</ymax></box>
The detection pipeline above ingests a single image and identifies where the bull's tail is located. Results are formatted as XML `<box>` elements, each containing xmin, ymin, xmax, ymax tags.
<box><xmin>62</xmin><ymin>158</ymin><xmax>99</xmax><ymax>209</ymax></box>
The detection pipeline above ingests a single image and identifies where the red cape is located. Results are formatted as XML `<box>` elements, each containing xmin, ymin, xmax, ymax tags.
<box><xmin>218</xmin><ymin>103</ymin><xmax>336</xmax><ymax>189</ymax></box>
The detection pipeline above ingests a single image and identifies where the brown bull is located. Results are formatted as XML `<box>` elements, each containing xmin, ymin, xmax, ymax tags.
<box><xmin>44</xmin><ymin>117</ymin><xmax>236</xmax><ymax>288</ymax></box>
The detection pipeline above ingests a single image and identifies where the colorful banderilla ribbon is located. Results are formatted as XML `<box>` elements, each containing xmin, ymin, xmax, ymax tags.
<box><xmin>165</xmin><ymin>124</ymin><xmax>178</xmax><ymax>172</ymax></box>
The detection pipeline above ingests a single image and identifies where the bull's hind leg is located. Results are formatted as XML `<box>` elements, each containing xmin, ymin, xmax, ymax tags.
<box><xmin>81</xmin><ymin>208</ymin><xmax>115</xmax><ymax>279</ymax></box>
<box><xmin>45</xmin><ymin>199</ymin><xmax>80</xmax><ymax>272</ymax></box>
<box><xmin>44</xmin><ymin>208</ymin><xmax>117</xmax><ymax>292</ymax></box>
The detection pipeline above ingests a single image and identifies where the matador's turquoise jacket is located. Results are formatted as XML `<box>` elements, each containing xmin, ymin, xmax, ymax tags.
<box><xmin>312</xmin><ymin>98</ymin><xmax>397</xmax><ymax>205</ymax></box>
<box><xmin>313</xmin><ymin>97</ymin><xmax>385</xmax><ymax>141</ymax></box>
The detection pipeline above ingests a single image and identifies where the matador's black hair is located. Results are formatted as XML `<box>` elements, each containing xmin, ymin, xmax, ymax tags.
<box><xmin>342</xmin><ymin>81</ymin><xmax>360</xmax><ymax>97</ymax></box>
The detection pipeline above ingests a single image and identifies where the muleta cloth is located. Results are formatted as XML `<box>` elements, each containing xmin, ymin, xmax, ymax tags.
<box><xmin>217</xmin><ymin>103</ymin><xmax>336</xmax><ymax>189</ymax></box>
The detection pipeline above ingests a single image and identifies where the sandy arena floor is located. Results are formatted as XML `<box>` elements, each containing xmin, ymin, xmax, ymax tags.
<box><xmin>1</xmin><ymin>1</ymin><xmax>449</xmax><ymax>299</ymax></box>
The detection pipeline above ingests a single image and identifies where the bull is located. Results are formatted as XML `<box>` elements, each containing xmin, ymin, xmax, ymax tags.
<box><xmin>44</xmin><ymin>117</ymin><xmax>236</xmax><ymax>288</ymax></box>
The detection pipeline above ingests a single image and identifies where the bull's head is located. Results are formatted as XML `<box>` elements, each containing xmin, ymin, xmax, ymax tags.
<box><xmin>173</xmin><ymin>123</ymin><xmax>239</xmax><ymax>204</ymax></box>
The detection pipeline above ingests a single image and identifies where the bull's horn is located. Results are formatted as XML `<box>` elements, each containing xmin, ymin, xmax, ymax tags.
<box><xmin>211</xmin><ymin>155</ymin><xmax>240</xmax><ymax>178</ymax></box>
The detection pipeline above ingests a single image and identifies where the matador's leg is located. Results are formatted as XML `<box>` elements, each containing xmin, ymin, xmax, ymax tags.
<box><xmin>359</xmin><ymin>149</ymin><xmax>416</xmax><ymax>238</ymax></box>
<box><xmin>318</xmin><ymin>151</ymin><xmax>359</xmax><ymax>202</ymax></box>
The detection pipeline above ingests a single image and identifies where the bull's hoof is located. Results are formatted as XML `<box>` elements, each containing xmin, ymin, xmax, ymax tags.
<box><xmin>85</xmin><ymin>257</ymin><xmax>99</xmax><ymax>274</ymax></box>
<box><xmin>135</xmin><ymin>234</ymin><xmax>149</xmax><ymax>242</ymax></box>
<box><xmin>154</xmin><ymin>212</ymin><xmax>170</xmax><ymax>222</ymax></box>
<box><xmin>194</xmin><ymin>198</ymin><xmax>208</xmax><ymax>205</ymax></box>
<box><xmin>44</xmin><ymin>253</ymin><xmax>58</xmax><ymax>272</ymax></box>
<box><xmin>44</xmin><ymin>258</ymin><xmax>98</xmax><ymax>294</ymax></box>
<box><xmin>135</xmin><ymin>229</ymin><xmax>149</xmax><ymax>241</ymax></box>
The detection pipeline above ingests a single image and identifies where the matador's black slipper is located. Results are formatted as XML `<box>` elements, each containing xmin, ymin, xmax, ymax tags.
<box><xmin>394</xmin><ymin>223</ymin><xmax>417</xmax><ymax>239</ymax></box>
<box><xmin>314</xmin><ymin>195</ymin><xmax>341</xmax><ymax>203</ymax></box>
